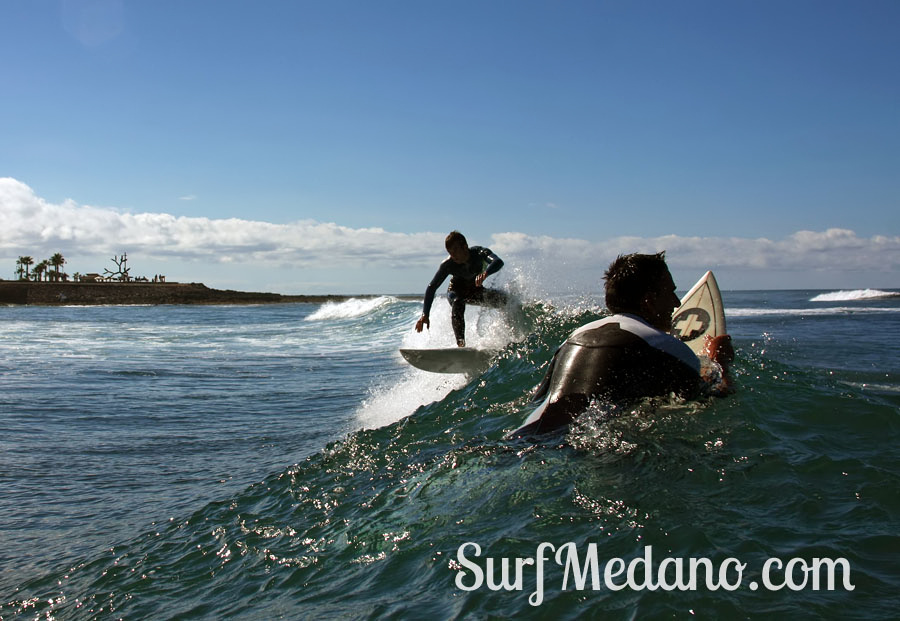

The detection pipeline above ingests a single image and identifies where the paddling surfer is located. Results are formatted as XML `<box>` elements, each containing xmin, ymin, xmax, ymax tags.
<box><xmin>512</xmin><ymin>252</ymin><xmax>734</xmax><ymax>436</ymax></box>
<box><xmin>415</xmin><ymin>231</ymin><xmax>507</xmax><ymax>347</ymax></box>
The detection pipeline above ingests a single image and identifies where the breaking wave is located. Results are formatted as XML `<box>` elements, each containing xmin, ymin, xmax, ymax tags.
<box><xmin>810</xmin><ymin>289</ymin><xmax>899</xmax><ymax>302</ymax></box>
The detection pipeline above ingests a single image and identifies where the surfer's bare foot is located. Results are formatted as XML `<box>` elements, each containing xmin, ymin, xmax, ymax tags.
<box><xmin>457</xmin><ymin>339</ymin><xmax>466</xmax><ymax>347</ymax></box>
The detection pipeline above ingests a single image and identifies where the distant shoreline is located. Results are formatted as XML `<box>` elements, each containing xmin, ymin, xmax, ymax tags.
<box><xmin>0</xmin><ymin>281</ymin><xmax>418</xmax><ymax>306</ymax></box>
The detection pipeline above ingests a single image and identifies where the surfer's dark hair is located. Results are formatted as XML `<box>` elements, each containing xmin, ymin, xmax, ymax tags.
<box><xmin>445</xmin><ymin>231</ymin><xmax>468</xmax><ymax>250</ymax></box>
<box><xmin>604</xmin><ymin>251</ymin><xmax>669</xmax><ymax>314</ymax></box>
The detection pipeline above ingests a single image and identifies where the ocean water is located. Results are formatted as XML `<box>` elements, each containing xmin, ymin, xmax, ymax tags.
<box><xmin>1</xmin><ymin>288</ymin><xmax>898</xmax><ymax>619</ymax></box>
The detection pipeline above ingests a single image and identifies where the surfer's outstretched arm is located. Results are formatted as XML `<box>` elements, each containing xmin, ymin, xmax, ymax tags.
<box><xmin>416</xmin><ymin>263</ymin><xmax>451</xmax><ymax>333</ymax></box>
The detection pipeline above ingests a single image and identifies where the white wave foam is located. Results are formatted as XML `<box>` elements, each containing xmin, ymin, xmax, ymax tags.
<box><xmin>728</xmin><ymin>306</ymin><xmax>899</xmax><ymax>318</ymax></box>
<box><xmin>354</xmin><ymin>368</ymin><xmax>469</xmax><ymax>430</ymax></box>
<box><xmin>304</xmin><ymin>296</ymin><xmax>397</xmax><ymax>321</ymax></box>
<box><xmin>810</xmin><ymin>289</ymin><xmax>899</xmax><ymax>302</ymax></box>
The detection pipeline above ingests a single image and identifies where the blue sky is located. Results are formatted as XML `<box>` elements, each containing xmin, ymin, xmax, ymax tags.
<box><xmin>1</xmin><ymin>0</ymin><xmax>898</xmax><ymax>294</ymax></box>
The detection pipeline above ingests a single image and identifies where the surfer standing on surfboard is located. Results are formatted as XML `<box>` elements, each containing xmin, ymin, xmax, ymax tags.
<box><xmin>415</xmin><ymin>231</ymin><xmax>507</xmax><ymax>347</ymax></box>
<box><xmin>513</xmin><ymin>252</ymin><xmax>734</xmax><ymax>436</ymax></box>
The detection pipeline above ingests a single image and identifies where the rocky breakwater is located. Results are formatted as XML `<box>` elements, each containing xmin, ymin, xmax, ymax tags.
<box><xmin>0</xmin><ymin>281</ymin><xmax>355</xmax><ymax>306</ymax></box>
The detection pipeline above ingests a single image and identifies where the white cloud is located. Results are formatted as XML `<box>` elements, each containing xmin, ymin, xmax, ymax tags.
<box><xmin>2</xmin><ymin>177</ymin><xmax>897</xmax><ymax>291</ymax></box>
<box><xmin>0</xmin><ymin>178</ymin><xmax>440</xmax><ymax>267</ymax></box>
<box><xmin>489</xmin><ymin>229</ymin><xmax>899</xmax><ymax>275</ymax></box>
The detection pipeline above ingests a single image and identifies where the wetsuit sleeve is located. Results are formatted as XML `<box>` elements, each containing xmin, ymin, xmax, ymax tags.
<box><xmin>422</xmin><ymin>261</ymin><xmax>451</xmax><ymax>318</ymax></box>
<box><xmin>480</xmin><ymin>247</ymin><xmax>504</xmax><ymax>276</ymax></box>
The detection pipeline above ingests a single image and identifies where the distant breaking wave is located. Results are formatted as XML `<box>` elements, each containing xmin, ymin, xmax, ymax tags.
<box><xmin>810</xmin><ymin>289</ymin><xmax>899</xmax><ymax>302</ymax></box>
<box><xmin>728</xmin><ymin>306</ymin><xmax>899</xmax><ymax>318</ymax></box>
<box><xmin>304</xmin><ymin>296</ymin><xmax>400</xmax><ymax>321</ymax></box>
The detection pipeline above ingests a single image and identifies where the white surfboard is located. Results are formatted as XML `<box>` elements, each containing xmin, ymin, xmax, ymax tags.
<box><xmin>399</xmin><ymin>347</ymin><xmax>498</xmax><ymax>374</ymax></box>
<box><xmin>670</xmin><ymin>270</ymin><xmax>726</xmax><ymax>356</ymax></box>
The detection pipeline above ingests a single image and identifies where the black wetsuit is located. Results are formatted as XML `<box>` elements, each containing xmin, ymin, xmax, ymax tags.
<box><xmin>422</xmin><ymin>246</ymin><xmax>506</xmax><ymax>345</ymax></box>
<box><xmin>513</xmin><ymin>314</ymin><xmax>701</xmax><ymax>435</ymax></box>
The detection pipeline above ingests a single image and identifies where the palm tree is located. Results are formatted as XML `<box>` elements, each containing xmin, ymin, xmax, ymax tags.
<box><xmin>33</xmin><ymin>261</ymin><xmax>49</xmax><ymax>282</ymax></box>
<box><xmin>50</xmin><ymin>253</ymin><xmax>66</xmax><ymax>282</ymax></box>
<box><xmin>18</xmin><ymin>256</ymin><xmax>34</xmax><ymax>281</ymax></box>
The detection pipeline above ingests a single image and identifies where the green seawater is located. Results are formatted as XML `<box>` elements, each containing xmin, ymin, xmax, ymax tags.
<box><xmin>2</xmin><ymin>292</ymin><xmax>898</xmax><ymax>619</ymax></box>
